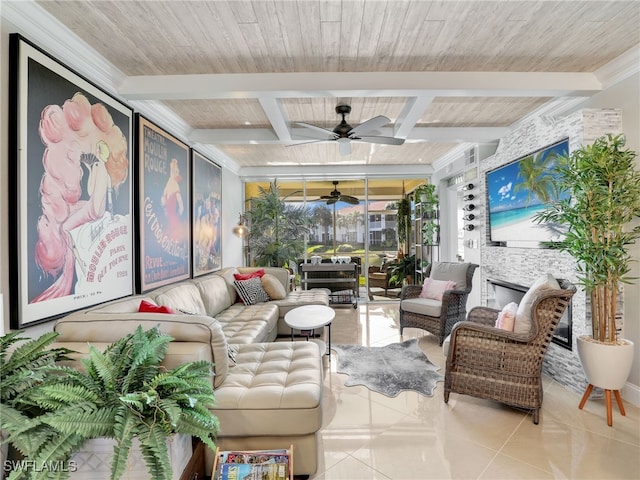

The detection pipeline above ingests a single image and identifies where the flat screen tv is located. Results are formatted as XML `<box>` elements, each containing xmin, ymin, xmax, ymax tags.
<box><xmin>486</xmin><ymin>138</ymin><xmax>569</xmax><ymax>245</ymax></box>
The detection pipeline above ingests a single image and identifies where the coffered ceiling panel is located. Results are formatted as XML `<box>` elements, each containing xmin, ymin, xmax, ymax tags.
<box><xmin>19</xmin><ymin>0</ymin><xmax>639</xmax><ymax>171</ymax></box>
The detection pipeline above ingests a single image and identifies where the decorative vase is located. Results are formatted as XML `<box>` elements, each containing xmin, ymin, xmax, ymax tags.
<box><xmin>577</xmin><ymin>335</ymin><xmax>634</xmax><ymax>390</ymax></box>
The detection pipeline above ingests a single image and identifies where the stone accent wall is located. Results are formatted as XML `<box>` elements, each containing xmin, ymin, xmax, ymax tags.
<box><xmin>479</xmin><ymin>109</ymin><xmax>622</xmax><ymax>394</ymax></box>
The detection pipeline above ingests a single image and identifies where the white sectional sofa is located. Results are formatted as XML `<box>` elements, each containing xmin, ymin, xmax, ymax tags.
<box><xmin>52</xmin><ymin>267</ymin><xmax>330</xmax><ymax>476</ymax></box>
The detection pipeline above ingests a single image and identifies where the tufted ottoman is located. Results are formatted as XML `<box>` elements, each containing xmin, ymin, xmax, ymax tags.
<box><xmin>209</xmin><ymin>340</ymin><xmax>324</xmax><ymax>476</ymax></box>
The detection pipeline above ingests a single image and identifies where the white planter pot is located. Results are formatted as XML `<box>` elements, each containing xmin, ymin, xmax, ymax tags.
<box><xmin>70</xmin><ymin>434</ymin><xmax>192</xmax><ymax>480</ymax></box>
<box><xmin>577</xmin><ymin>335</ymin><xmax>635</xmax><ymax>390</ymax></box>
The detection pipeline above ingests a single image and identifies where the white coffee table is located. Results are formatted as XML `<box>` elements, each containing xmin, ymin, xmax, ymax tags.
<box><xmin>284</xmin><ymin>305</ymin><xmax>335</xmax><ymax>357</ymax></box>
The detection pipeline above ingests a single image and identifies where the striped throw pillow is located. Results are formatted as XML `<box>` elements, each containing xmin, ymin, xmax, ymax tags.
<box><xmin>234</xmin><ymin>277</ymin><xmax>270</xmax><ymax>305</ymax></box>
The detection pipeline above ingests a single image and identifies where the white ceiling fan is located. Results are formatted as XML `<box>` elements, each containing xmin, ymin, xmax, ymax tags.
<box><xmin>294</xmin><ymin>105</ymin><xmax>405</xmax><ymax>156</ymax></box>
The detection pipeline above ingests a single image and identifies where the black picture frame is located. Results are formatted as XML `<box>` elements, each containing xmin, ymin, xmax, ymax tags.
<box><xmin>192</xmin><ymin>150</ymin><xmax>222</xmax><ymax>277</ymax></box>
<box><xmin>136</xmin><ymin>115</ymin><xmax>192</xmax><ymax>292</ymax></box>
<box><xmin>8</xmin><ymin>34</ymin><xmax>135</xmax><ymax>329</ymax></box>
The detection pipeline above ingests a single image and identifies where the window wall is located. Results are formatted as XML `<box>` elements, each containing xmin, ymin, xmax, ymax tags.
<box><xmin>243</xmin><ymin>178</ymin><xmax>426</xmax><ymax>300</ymax></box>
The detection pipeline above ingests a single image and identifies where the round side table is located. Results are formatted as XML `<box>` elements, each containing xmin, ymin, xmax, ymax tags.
<box><xmin>284</xmin><ymin>305</ymin><xmax>335</xmax><ymax>357</ymax></box>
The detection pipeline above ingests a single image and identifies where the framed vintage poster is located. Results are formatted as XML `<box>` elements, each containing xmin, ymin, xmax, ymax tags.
<box><xmin>192</xmin><ymin>150</ymin><xmax>222</xmax><ymax>276</ymax></box>
<box><xmin>137</xmin><ymin>115</ymin><xmax>191</xmax><ymax>292</ymax></box>
<box><xmin>8</xmin><ymin>34</ymin><xmax>135</xmax><ymax>328</ymax></box>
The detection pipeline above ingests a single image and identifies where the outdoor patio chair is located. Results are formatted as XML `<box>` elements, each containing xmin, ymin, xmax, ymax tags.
<box><xmin>367</xmin><ymin>259</ymin><xmax>400</xmax><ymax>300</ymax></box>
<box><xmin>444</xmin><ymin>278</ymin><xmax>576</xmax><ymax>424</ymax></box>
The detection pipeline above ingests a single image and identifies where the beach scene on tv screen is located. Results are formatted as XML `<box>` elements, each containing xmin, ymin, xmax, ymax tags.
<box><xmin>487</xmin><ymin>139</ymin><xmax>569</xmax><ymax>244</ymax></box>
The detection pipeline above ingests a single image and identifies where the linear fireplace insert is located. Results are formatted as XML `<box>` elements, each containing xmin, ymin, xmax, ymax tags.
<box><xmin>487</xmin><ymin>278</ymin><xmax>572</xmax><ymax>350</ymax></box>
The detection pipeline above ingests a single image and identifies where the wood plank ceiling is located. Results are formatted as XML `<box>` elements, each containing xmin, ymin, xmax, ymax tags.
<box><xmin>33</xmin><ymin>0</ymin><xmax>640</xmax><ymax>170</ymax></box>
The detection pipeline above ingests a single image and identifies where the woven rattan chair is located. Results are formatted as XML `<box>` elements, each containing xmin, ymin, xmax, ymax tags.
<box><xmin>367</xmin><ymin>260</ymin><xmax>400</xmax><ymax>300</ymax></box>
<box><xmin>444</xmin><ymin>278</ymin><xmax>576</xmax><ymax>424</ymax></box>
<box><xmin>399</xmin><ymin>262</ymin><xmax>478</xmax><ymax>345</ymax></box>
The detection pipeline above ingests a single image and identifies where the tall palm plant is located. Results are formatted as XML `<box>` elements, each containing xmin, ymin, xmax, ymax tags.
<box><xmin>246</xmin><ymin>180</ymin><xmax>311</xmax><ymax>267</ymax></box>
<box><xmin>534</xmin><ymin>134</ymin><xmax>640</xmax><ymax>343</ymax></box>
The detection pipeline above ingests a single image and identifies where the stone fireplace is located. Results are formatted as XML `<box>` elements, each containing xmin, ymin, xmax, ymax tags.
<box><xmin>487</xmin><ymin>277</ymin><xmax>572</xmax><ymax>350</ymax></box>
<box><xmin>477</xmin><ymin>108</ymin><xmax>623</xmax><ymax>395</ymax></box>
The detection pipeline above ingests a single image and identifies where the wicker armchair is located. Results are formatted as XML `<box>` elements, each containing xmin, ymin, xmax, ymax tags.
<box><xmin>444</xmin><ymin>278</ymin><xmax>576</xmax><ymax>424</ymax></box>
<box><xmin>367</xmin><ymin>260</ymin><xmax>400</xmax><ymax>300</ymax></box>
<box><xmin>399</xmin><ymin>262</ymin><xmax>478</xmax><ymax>345</ymax></box>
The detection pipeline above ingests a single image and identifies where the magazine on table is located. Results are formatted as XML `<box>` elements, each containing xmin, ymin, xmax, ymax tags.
<box><xmin>218</xmin><ymin>461</ymin><xmax>288</xmax><ymax>480</ymax></box>
<box><xmin>213</xmin><ymin>446</ymin><xmax>293</xmax><ymax>480</ymax></box>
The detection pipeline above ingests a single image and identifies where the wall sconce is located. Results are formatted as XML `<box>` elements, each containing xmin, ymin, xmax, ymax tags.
<box><xmin>232</xmin><ymin>214</ymin><xmax>250</xmax><ymax>238</ymax></box>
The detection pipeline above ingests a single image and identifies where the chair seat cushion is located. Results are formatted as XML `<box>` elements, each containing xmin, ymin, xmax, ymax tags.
<box><xmin>401</xmin><ymin>297</ymin><xmax>442</xmax><ymax>317</ymax></box>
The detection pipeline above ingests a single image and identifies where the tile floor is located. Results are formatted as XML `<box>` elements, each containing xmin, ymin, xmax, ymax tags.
<box><xmin>310</xmin><ymin>302</ymin><xmax>640</xmax><ymax>480</ymax></box>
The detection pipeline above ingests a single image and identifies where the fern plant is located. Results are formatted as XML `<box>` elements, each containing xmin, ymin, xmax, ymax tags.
<box><xmin>2</xmin><ymin>326</ymin><xmax>219</xmax><ymax>480</ymax></box>
<box><xmin>1</xmin><ymin>332</ymin><xmax>75</xmax><ymax>480</ymax></box>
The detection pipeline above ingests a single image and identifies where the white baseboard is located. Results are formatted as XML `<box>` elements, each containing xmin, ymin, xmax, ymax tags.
<box><xmin>623</xmin><ymin>381</ymin><xmax>640</xmax><ymax>407</ymax></box>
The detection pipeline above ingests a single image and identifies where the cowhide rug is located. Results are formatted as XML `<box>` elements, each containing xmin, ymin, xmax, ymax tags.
<box><xmin>331</xmin><ymin>338</ymin><xmax>444</xmax><ymax>397</ymax></box>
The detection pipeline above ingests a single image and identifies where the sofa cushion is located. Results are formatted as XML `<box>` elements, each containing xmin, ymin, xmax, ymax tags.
<box><xmin>215</xmin><ymin>303</ymin><xmax>279</xmax><ymax>344</ymax></box>
<box><xmin>192</xmin><ymin>275</ymin><xmax>234</xmax><ymax>317</ymax></box>
<box><xmin>150</xmin><ymin>283</ymin><xmax>207</xmax><ymax>316</ymax></box>
<box><xmin>514</xmin><ymin>274</ymin><xmax>561</xmax><ymax>334</ymax></box>
<box><xmin>54</xmin><ymin>311</ymin><xmax>230</xmax><ymax>388</ymax></box>
<box><xmin>261</xmin><ymin>273</ymin><xmax>287</xmax><ymax>300</ymax></box>
<box><xmin>212</xmin><ymin>342</ymin><xmax>323</xmax><ymax>437</ymax></box>
<box><xmin>234</xmin><ymin>277</ymin><xmax>270</xmax><ymax>305</ymax></box>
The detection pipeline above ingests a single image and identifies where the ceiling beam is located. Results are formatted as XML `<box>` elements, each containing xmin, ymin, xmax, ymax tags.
<box><xmin>257</xmin><ymin>98</ymin><xmax>292</xmax><ymax>142</ymax></box>
<box><xmin>189</xmin><ymin>126</ymin><xmax>509</xmax><ymax>144</ymax></box>
<box><xmin>394</xmin><ymin>96</ymin><xmax>434</xmax><ymax>139</ymax></box>
<box><xmin>118</xmin><ymin>71</ymin><xmax>602</xmax><ymax>100</ymax></box>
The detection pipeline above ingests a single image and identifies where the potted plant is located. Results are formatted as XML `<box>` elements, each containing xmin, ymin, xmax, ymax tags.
<box><xmin>395</xmin><ymin>197</ymin><xmax>411</xmax><ymax>255</ymax></box>
<box><xmin>388</xmin><ymin>254</ymin><xmax>417</xmax><ymax>286</ymax></box>
<box><xmin>246</xmin><ymin>180</ymin><xmax>311</xmax><ymax>267</ymax></box>
<box><xmin>414</xmin><ymin>183</ymin><xmax>438</xmax><ymax>212</ymax></box>
<box><xmin>534</xmin><ymin>133</ymin><xmax>640</xmax><ymax>422</ymax></box>
<box><xmin>0</xmin><ymin>332</ymin><xmax>73</xmax><ymax>477</ymax></box>
<box><xmin>1</xmin><ymin>326</ymin><xmax>219</xmax><ymax>479</ymax></box>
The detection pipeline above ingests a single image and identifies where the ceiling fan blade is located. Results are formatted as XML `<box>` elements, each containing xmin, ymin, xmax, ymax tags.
<box><xmin>338</xmin><ymin>139</ymin><xmax>352</xmax><ymax>156</ymax></box>
<box><xmin>349</xmin><ymin>115</ymin><xmax>390</xmax><ymax>135</ymax></box>
<box><xmin>358</xmin><ymin>135</ymin><xmax>405</xmax><ymax>145</ymax></box>
<box><xmin>326</xmin><ymin>197</ymin><xmax>338</xmax><ymax>205</ymax></box>
<box><xmin>286</xmin><ymin>139</ymin><xmax>325</xmax><ymax>147</ymax></box>
<box><xmin>294</xmin><ymin>122</ymin><xmax>337</xmax><ymax>140</ymax></box>
<box><xmin>341</xmin><ymin>195</ymin><xmax>360</xmax><ymax>205</ymax></box>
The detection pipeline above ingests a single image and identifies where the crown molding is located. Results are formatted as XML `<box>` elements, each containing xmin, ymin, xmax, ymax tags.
<box><xmin>1</xmin><ymin>0</ymin><xmax>126</xmax><ymax>96</ymax></box>
<box><xmin>595</xmin><ymin>43</ymin><xmax>640</xmax><ymax>89</ymax></box>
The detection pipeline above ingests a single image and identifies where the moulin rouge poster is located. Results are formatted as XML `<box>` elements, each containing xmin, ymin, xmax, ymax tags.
<box><xmin>13</xmin><ymin>35</ymin><xmax>134</xmax><ymax>327</ymax></box>
<box><xmin>138</xmin><ymin>116</ymin><xmax>191</xmax><ymax>292</ymax></box>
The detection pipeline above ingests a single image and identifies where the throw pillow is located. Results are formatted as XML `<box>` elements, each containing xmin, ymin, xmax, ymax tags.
<box><xmin>138</xmin><ymin>299</ymin><xmax>175</xmax><ymax>314</ymax></box>
<box><xmin>227</xmin><ymin>344</ymin><xmax>239</xmax><ymax>366</ymax></box>
<box><xmin>513</xmin><ymin>274</ymin><xmax>561</xmax><ymax>334</ymax></box>
<box><xmin>261</xmin><ymin>273</ymin><xmax>287</xmax><ymax>300</ymax></box>
<box><xmin>495</xmin><ymin>302</ymin><xmax>517</xmax><ymax>331</ymax></box>
<box><xmin>234</xmin><ymin>277</ymin><xmax>270</xmax><ymax>305</ymax></box>
<box><xmin>419</xmin><ymin>278</ymin><xmax>457</xmax><ymax>301</ymax></box>
<box><xmin>233</xmin><ymin>269</ymin><xmax>265</xmax><ymax>281</ymax></box>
